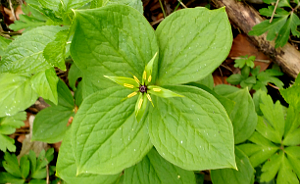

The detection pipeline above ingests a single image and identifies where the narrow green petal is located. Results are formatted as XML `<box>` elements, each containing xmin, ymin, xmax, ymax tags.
<box><xmin>104</xmin><ymin>75</ymin><xmax>139</xmax><ymax>89</ymax></box>
<box><xmin>135</xmin><ymin>93</ymin><xmax>148</xmax><ymax>123</ymax></box>
<box><xmin>148</xmin><ymin>85</ymin><xmax>184</xmax><ymax>98</ymax></box>
<box><xmin>144</xmin><ymin>52</ymin><xmax>158</xmax><ymax>85</ymax></box>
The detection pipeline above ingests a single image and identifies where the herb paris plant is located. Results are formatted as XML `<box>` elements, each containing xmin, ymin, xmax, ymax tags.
<box><xmin>57</xmin><ymin>4</ymin><xmax>236</xmax><ymax>181</ymax></box>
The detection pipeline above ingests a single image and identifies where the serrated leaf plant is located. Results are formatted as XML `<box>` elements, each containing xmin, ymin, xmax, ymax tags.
<box><xmin>248</xmin><ymin>0</ymin><xmax>300</xmax><ymax>48</ymax></box>
<box><xmin>0</xmin><ymin>0</ymin><xmax>144</xmax><ymax>118</ymax></box>
<box><xmin>0</xmin><ymin>148</ymin><xmax>56</xmax><ymax>184</ymax></box>
<box><xmin>227</xmin><ymin>56</ymin><xmax>284</xmax><ymax>92</ymax></box>
<box><xmin>0</xmin><ymin>112</ymin><xmax>26</xmax><ymax>152</ymax></box>
<box><xmin>238</xmin><ymin>86</ymin><xmax>300</xmax><ymax>184</ymax></box>
<box><xmin>56</xmin><ymin>4</ymin><xmax>237</xmax><ymax>182</ymax></box>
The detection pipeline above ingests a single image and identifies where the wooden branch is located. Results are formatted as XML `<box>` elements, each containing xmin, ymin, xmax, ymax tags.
<box><xmin>212</xmin><ymin>0</ymin><xmax>300</xmax><ymax>78</ymax></box>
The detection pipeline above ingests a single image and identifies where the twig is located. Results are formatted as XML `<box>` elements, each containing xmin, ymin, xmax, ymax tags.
<box><xmin>290</xmin><ymin>39</ymin><xmax>300</xmax><ymax>43</ymax></box>
<box><xmin>158</xmin><ymin>0</ymin><xmax>167</xmax><ymax>18</ymax></box>
<box><xmin>268</xmin><ymin>82</ymin><xmax>280</xmax><ymax>90</ymax></box>
<box><xmin>230</xmin><ymin>57</ymin><xmax>270</xmax><ymax>63</ymax></box>
<box><xmin>218</xmin><ymin>67</ymin><xmax>224</xmax><ymax>84</ymax></box>
<box><xmin>8</xmin><ymin>0</ymin><xmax>17</xmax><ymax>21</ymax></box>
<box><xmin>46</xmin><ymin>164</ymin><xmax>50</xmax><ymax>184</ymax></box>
<box><xmin>151</xmin><ymin>18</ymin><xmax>164</xmax><ymax>26</ymax></box>
<box><xmin>1</xmin><ymin>30</ymin><xmax>22</xmax><ymax>35</ymax></box>
<box><xmin>178</xmin><ymin>0</ymin><xmax>188</xmax><ymax>8</ymax></box>
<box><xmin>220</xmin><ymin>64</ymin><xmax>233</xmax><ymax>72</ymax></box>
<box><xmin>269</xmin><ymin>0</ymin><xmax>280</xmax><ymax>23</ymax></box>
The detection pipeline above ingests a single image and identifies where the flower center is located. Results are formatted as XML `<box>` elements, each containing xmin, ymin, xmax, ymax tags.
<box><xmin>139</xmin><ymin>85</ymin><xmax>147</xmax><ymax>93</ymax></box>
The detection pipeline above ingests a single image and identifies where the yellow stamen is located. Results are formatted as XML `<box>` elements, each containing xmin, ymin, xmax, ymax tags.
<box><xmin>138</xmin><ymin>98</ymin><xmax>143</xmax><ymax>110</ymax></box>
<box><xmin>127</xmin><ymin>91</ymin><xmax>138</xmax><ymax>98</ymax></box>
<box><xmin>124</xmin><ymin>83</ymin><xmax>134</xmax><ymax>88</ymax></box>
<box><xmin>148</xmin><ymin>75</ymin><xmax>152</xmax><ymax>83</ymax></box>
<box><xmin>153</xmin><ymin>88</ymin><xmax>161</xmax><ymax>92</ymax></box>
<box><xmin>146</xmin><ymin>94</ymin><xmax>154</xmax><ymax>107</ymax></box>
<box><xmin>133</xmin><ymin>76</ymin><xmax>140</xmax><ymax>84</ymax></box>
<box><xmin>143</xmin><ymin>71</ymin><xmax>147</xmax><ymax>80</ymax></box>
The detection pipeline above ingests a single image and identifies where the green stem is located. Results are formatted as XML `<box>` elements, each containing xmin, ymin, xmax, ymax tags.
<box><xmin>159</xmin><ymin>0</ymin><xmax>167</xmax><ymax>18</ymax></box>
<box><xmin>174</xmin><ymin>2</ymin><xmax>180</xmax><ymax>11</ymax></box>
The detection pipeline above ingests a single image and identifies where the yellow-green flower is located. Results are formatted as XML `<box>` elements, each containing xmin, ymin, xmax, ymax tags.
<box><xmin>104</xmin><ymin>52</ymin><xmax>183</xmax><ymax>122</ymax></box>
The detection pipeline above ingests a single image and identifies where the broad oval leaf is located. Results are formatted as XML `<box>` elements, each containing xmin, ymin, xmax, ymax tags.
<box><xmin>57</xmin><ymin>130</ymin><xmax>121</xmax><ymax>184</ymax></box>
<box><xmin>32</xmin><ymin>106</ymin><xmax>74</xmax><ymax>143</ymax></box>
<box><xmin>217</xmin><ymin>88</ymin><xmax>257</xmax><ymax>144</ymax></box>
<box><xmin>0</xmin><ymin>26</ymin><xmax>64</xmax><ymax>74</ymax></box>
<box><xmin>211</xmin><ymin>147</ymin><xmax>255</xmax><ymax>184</ymax></box>
<box><xmin>124</xmin><ymin>148</ymin><xmax>196</xmax><ymax>184</ymax></box>
<box><xmin>148</xmin><ymin>85</ymin><xmax>236</xmax><ymax>171</ymax></box>
<box><xmin>70</xmin><ymin>5</ymin><xmax>158</xmax><ymax>98</ymax></box>
<box><xmin>31</xmin><ymin>68</ymin><xmax>59</xmax><ymax>105</ymax></box>
<box><xmin>155</xmin><ymin>7</ymin><xmax>232</xmax><ymax>85</ymax></box>
<box><xmin>0</xmin><ymin>73</ymin><xmax>38</xmax><ymax>117</ymax></box>
<box><xmin>72</xmin><ymin>86</ymin><xmax>153</xmax><ymax>174</ymax></box>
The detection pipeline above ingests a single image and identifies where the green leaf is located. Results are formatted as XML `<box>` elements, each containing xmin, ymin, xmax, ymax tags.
<box><xmin>277</xmin><ymin>153</ymin><xmax>299</xmax><ymax>184</ymax></box>
<box><xmin>0</xmin><ymin>26</ymin><xmax>65</xmax><ymax>74</ymax></box>
<box><xmin>0</xmin><ymin>73</ymin><xmax>38</xmax><ymax>117</ymax></box>
<box><xmin>3</xmin><ymin>152</ymin><xmax>22</xmax><ymax>177</ymax></box>
<box><xmin>71</xmin><ymin>86</ymin><xmax>153</xmax><ymax>174</ymax></box>
<box><xmin>283</xmin><ymin>106</ymin><xmax>300</xmax><ymax>146</ymax></box>
<box><xmin>148</xmin><ymin>85</ymin><xmax>236</xmax><ymax>170</ymax></box>
<box><xmin>75</xmin><ymin>81</ymin><xmax>83</xmax><ymax>106</ymax></box>
<box><xmin>220</xmin><ymin>88</ymin><xmax>257</xmax><ymax>144</ymax></box>
<box><xmin>20</xmin><ymin>155</ymin><xmax>30</xmax><ymax>179</ymax></box>
<box><xmin>70</xmin><ymin>5</ymin><xmax>158</xmax><ymax>98</ymax></box>
<box><xmin>0</xmin><ymin>134</ymin><xmax>15</xmax><ymax>152</ymax></box>
<box><xmin>31</xmin><ymin>68</ymin><xmax>59</xmax><ymax>105</ymax></box>
<box><xmin>124</xmin><ymin>148</ymin><xmax>196</xmax><ymax>184</ymax></box>
<box><xmin>68</xmin><ymin>63</ymin><xmax>82</xmax><ymax>90</ymax></box>
<box><xmin>214</xmin><ymin>84</ymin><xmax>240</xmax><ymax>96</ymax></box>
<box><xmin>57</xmin><ymin>130</ymin><xmax>121</xmax><ymax>184</ymax></box>
<box><xmin>260</xmin><ymin>151</ymin><xmax>282</xmax><ymax>182</ymax></box>
<box><xmin>90</xmin><ymin>0</ymin><xmax>106</xmax><ymax>8</ymax></box>
<box><xmin>0</xmin><ymin>172</ymin><xmax>24</xmax><ymax>184</ymax></box>
<box><xmin>0</xmin><ymin>36</ymin><xmax>12</xmax><ymax>57</ymax></box>
<box><xmin>0</xmin><ymin>112</ymin><xmax>26</xmax><ymax>128</ymax></box>
<box><xmin>260</xmin><ymin>150</ymin><xmax>298</xmax><ymax>184</ymax></box>
<box><xmin>43</xmin><ymin>29</ymin><xmax>70</xmax><ymax>71</ymax></box>
<box><xmin>211</xmin><ymin>147</ymin><xmax>255</xmax><ymax>184</ymax></box>
<box><xmin>255</xmin><ymin>70</ymin><xmax>284</xmax><ymax>90</ymax></box>
<box><xmin>59</xmin><ymin>0</ymin><xmax>93</xmax><ymax>11</ymax></box>
<box><xmin>185</xmin><ymin>82</ymin><xmax>235</xmax><ymax>115</ymax></box>
<box><xmin>9</xmin><ymin>14</ymin><xmax>46</xmax><ymax>32</ymax></box>
<box><xmin>276</xmin><ymin>13</ymin><xmax>300</xmax><ymax>47</ymax></box>
<box><xmin>280</xmin><ymin>73</ymin><xmax>300</xmax><ymax>112</ymax></box>
<box><xmin>28</xmin><ymin>150</ymin><xmax>37</xmax><ymax>177</ymax></box>
<box><xmin>238</xmin><ymin>132</ymin><xmax>279</xmax><ymax>168</ymax></box>
<box><xmin>32</xmin><ymin>106</ymin><xmax>74</xmax><ymax>143</ymax></box>
<box><xmin>227</xmin><ymin>74</ymin><xmax>243</xmax><ymax>85</ymax></box>
<box><xmin>256</xmin><ymin>116</ymin><xmax>281</xmax><ymax>145</ymax></box>
<box><xmin>106</xmin><ymin>0</ymin><xmax>143</xmax><ymax>14</ymax></box>
<box><xmin>194</xmin><ymin>74</ymin><xmax>214</xmax><ymax>90</ymax></box>
<box><xmin>248</xmin><ymin>17</ymin><xmax>288</xmax><ymax>41</ymax></box>
<box><xmin>259</xmin><ymin>92</ymin><xmax>285</xmax><ymax>143</ymax></box>
<box><xmin>90</xmin><ymin>0</ymin><xmax>143</xmax><ymax>14</ymax></box>
<box><xmin>0</xmin><ymin>125</ymin><xmax>16</xmax><ymax>134</ymax></box>
<box><xmin>156</xmin><ymin>7</ymin><xmax>232</xmax><ymax>85</ymax></box>
<box><xmin>57</xmin><ymin>79</ymin><xmax>74</xmax><ymax>109</ymax></box>
<box><xmin>38</xmin><ymin>0</ymin><xmax>60</xmax><ymax>11</ymax></box>
<box><xmin>285</xmin><ymin>146</ymin><xmax>300</xmax><ymax>179</ymax></box>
